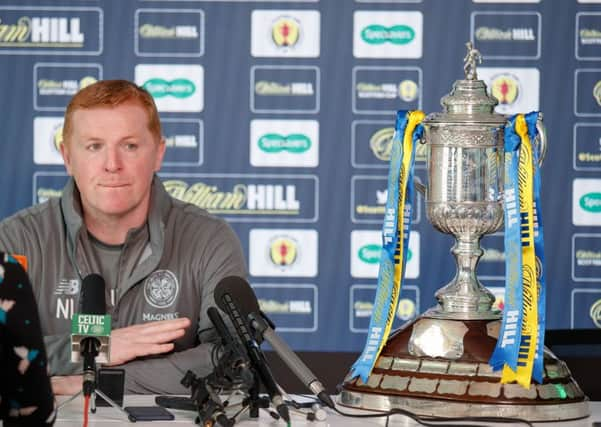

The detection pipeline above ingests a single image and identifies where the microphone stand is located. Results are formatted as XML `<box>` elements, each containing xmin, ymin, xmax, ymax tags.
<box><xmin>56</xmin><ymin>340</ymin><xmax>129</xmax><ymax>421</ymax></box>
<box><xmin>247</xmin><ymin>310</ymin><xmax>336</xmax><ymax>410</ymax></box>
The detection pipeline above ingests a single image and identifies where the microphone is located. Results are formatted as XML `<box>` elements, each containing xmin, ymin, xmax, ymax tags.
<box><xmin>207</xmin><ymin>306</ymin><xmax>254</xmax><ymax>387</ymax></box>
<box><xmin>214</xmin><ymin>277</ymin><xmax>290</xmax><ymax>423</ymax></box>
<box><xmin>217</xmin><ymin>276</ymin><xmax>335</xmax><ymax>409</ymax></box>
<box><xmin>70</xmin><ymin>274</ymin><xmax>111</xmax><ymax>396</ymax></box>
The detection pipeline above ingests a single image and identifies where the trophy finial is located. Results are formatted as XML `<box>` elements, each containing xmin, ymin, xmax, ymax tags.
<box><xmin>463</xmin><ymin>41</ymin><xmax>482</xmax><ymax>81</ymax></box>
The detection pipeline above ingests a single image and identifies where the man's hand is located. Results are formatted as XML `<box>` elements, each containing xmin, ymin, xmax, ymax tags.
<box><xmin>107</xmin><ymin>317</ymin><xmax>191</xmax><ymax>366</ymax></box>
<box><xmin>51</xmin><ymin>375</ymin><xmax>83</xmax><ymax>395</ymax></box>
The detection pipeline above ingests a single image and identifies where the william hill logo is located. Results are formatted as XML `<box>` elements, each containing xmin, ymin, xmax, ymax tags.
<box><xmin>361</xmin><ymin>24</ymin><xmax>414</xmax><ymax>45</ymax></box>
<box><xmin>142</xmin><ymin>78</ymin><xmax>195</xmax><ymax>99</ymax></box>
<box><xmin>37</xmin><ymin>76</ymin><xmax>96</xmax><ymax>96</ymax></box>
<box><xmin>163</xmin><ymin>180</ymin><xmax>300</xmax><ymax>214</ymax></box>
<box><xmin>272</xmin><ymin>16</ymin><xmax>300</xmax><ymax>47</ymax></box>
<box><xmin>0</xmin><ymin>16</ymin><xmax>84</xmax><ymax>46</ymax></box>
<box><xmin>258</xmin><ymin>133</ymin><xmax>311</xmax><ymax>153</ymax></box>
<box><xmin>580</xmin><ymin>192</ymin><xmax>601</xmax><ymax>212</ymax></box>
<box><xmin>269</xmin><ymin>236</ymin><xmax>298</xmax><ymax>266</ymax></box>
<box><xmin>139</xmin><ymin>24</ymin><xmax>198</xmax><ymax>39</ymax></box>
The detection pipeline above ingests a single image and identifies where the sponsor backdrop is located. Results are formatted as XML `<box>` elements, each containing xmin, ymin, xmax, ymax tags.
<box><xmin>0</xmin><ymin>0</ymin><xmax>600</xmax><ymax>353</ymax></box>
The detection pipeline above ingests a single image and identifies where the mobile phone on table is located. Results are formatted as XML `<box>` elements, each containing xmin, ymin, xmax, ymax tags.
<box><xmin>124</xmin><ymin>406</ymin><xmax>175</xmax><ymax>422</ymax></box>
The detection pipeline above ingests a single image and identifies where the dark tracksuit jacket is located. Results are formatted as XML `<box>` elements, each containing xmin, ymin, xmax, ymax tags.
<box><xmin>0</xmin><ymin>176</ymin><xmax>247</xmax><ymax>393</ymax></box>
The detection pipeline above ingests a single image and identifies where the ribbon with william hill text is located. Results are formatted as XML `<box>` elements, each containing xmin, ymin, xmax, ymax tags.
<box><xmin>489</xmin><ymin>112</ymin><xmax>546</xmax><ymax>387</ymax></box>
<box><xmin>350</xmin><ymin>110</ymin><xmax>424</xmax><ymax>383</ymax></box>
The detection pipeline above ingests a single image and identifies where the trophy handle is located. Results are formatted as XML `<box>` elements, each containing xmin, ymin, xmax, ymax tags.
<box><xmin>534</xmin><ymin>113</ymin><xmax>547</xmax><ymax>167</ymax></box>
<box><xmin>414</xmin><ymin>179</ymin><xmax>426</xmax><ymax>195</ymax></box>
<box><xmin>414</xmin><ymin>135</ymin><xmax>427</xmax><ymax>195</ymax></box>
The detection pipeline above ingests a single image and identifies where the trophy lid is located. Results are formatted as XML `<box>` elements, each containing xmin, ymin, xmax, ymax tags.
<box><xmin>425</xmin><ymin>42</ymin><xmax>506</xmax><ymax>125</ymax></box>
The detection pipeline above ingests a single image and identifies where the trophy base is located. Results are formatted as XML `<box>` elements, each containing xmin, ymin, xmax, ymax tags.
<box><xmin>339</xmin><ymin>315</ymin><xmax>590</xmax><ymax>422</ymax></box>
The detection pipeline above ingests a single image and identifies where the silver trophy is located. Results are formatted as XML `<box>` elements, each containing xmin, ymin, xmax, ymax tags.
<box><xmin>339</xmin><ymin>43</ymin><xmax>590</xmax><ymax>422</ymax></box>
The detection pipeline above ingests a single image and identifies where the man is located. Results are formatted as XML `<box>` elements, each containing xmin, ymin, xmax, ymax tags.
<box><xmin>0</xmin><ymin>80</ymin><xmax>247</xmax><ymax>395</ymax></box>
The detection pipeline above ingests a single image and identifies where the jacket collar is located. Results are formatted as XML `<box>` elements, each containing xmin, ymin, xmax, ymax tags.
<box><xmin>60</xmin><ymin>175</ymin><xmax>172</xmax><ymax>282</ymax></box>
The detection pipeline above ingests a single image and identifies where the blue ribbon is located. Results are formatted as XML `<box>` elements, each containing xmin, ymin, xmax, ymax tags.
<box><xmin>489</xmin><ymin>115</ymin><xmax>524</xmax><ymax>372</ymax></box>
<box><xmin>350</xmin><ymin>111</ymin><xmax>420</xmax><ymax>383</ymax></box>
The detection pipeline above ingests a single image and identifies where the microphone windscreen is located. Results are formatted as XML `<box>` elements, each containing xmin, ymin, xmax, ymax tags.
<box><xmin>214</xmin><ymin>276</ymin><xmax>260</xmax><ymax>316</ymax></box>
<box><xmin>79</xmin><ymin>273</ymin><xmax>106</xmax><ymax>315</ymax></box>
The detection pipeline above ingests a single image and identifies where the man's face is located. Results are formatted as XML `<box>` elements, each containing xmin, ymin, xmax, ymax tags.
<box><xmin>61</xmin><ymin>102</ymin><xmax>165</xmax><ymax>224</ymax></box>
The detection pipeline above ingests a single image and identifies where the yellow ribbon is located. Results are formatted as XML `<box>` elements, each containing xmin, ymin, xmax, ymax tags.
<box><xmin>501</xmin><ymin>114</ymin><xmax>539</xmax><ymax>388</ymax></box>
<box><xmin>374</xmin><ymin>110</ymin><xmax>425</xmax><ymax>360</ymax></box>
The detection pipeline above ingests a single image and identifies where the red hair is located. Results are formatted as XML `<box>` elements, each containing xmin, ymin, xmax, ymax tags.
<box><xmin>62</xmin><ymin>80</ymin><xmax>161</xmax><ymax>144</ymax></box>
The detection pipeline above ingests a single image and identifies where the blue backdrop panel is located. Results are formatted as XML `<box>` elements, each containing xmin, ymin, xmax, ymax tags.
<box><xmin>0</xmin><ymin>0</ymin><xmax>600</xmax><ymax>352</ymax></box>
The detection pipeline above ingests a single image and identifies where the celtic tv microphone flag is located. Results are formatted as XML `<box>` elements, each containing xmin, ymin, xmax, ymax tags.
<box><xmin>350</xmin><ymin>110</ymin><xmax>424</xmax><ymax>383</ymax></box>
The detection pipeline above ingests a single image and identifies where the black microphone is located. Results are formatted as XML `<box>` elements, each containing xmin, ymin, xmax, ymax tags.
<box><xmin>207</xmin><ymin>306</ymin><xmax>254</xmax><ymax>387</ymax></box>
<box><xmin>75</xmin><ymin>274</ymin><xmax>108</xmax><ymax>397</ymax></box>
<box><xmin>214</xmin><ymin>277</ymin><xmax>290</xmax><ymax>423</ymax></box>
<box><xmin>217</xmin><ymin>276</ymin><xmax>335</xmax><ymax>409</ymax></box>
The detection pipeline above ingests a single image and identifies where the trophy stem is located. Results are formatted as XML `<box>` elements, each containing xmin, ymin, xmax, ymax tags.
<box><xmin>430</xmin><ymin>235</ymin><xmax>499</xmax><ymax>320</ymax></box>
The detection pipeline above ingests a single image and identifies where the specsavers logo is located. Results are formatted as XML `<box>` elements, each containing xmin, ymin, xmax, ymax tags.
<box><xmin>0</xmin><ymin>7</ymin><xmax>102</xmax><ymax>54</ymax></box>
<box><xmin>360</xmin><ymin>24</ymin><xmax>414</xmax><ymax>45</ymax></box>
<box><xmin>358</xmin><ymin>244</ymin><xmax>381</xmax><ymax>264</ymax></box>
<box><xmin>353</xmin><ymin>11</ymin><xmax>422</xmax><ymax>58</ymax></box>
<box><xmin>357</xmin><ymin>244</ymin><xmax>413</xmax><ymax>264</ymax></box>
<box><xmin>481</xmin><ymin>246</ymin><xmax>505</xmax><ymax>262</ymax></box>
<box><xmin>350</xmin><ymin>230</ymin><xmax>419</xmax><ymax>279</ymax></box>
<box><xmin>580</xmin><ymin>192</ymin><xmax>601</xmax><ymax>212</ymax></box>
<box><xmin>250</xmin><ymin>120</ymin><xmax>319</xmax><ymax>167</ymax></box>
<box><xmin>135</xmin><ymin>64</ymin><xmax>203</xmax><ymax>112</ymax></box>
<box><xmin>142</xmin><ymin>78</ymin><xmax>195</xmax><ymax>99</ymax></box>
<box><xmin>259</xmin><ymin>134</ymin><xmax>311</xmax><ymax>153</ymax></box>
<box><xmin>573</xmin><ymin>179</ymin><xmax>601</xmax><ymax>225</ymax></box>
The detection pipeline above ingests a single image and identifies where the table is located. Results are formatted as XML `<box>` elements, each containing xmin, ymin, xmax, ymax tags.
<box><xmin>53</xmin><ymin>395</ymin><xmax>601</xmax><ymax>426</ymax></box>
